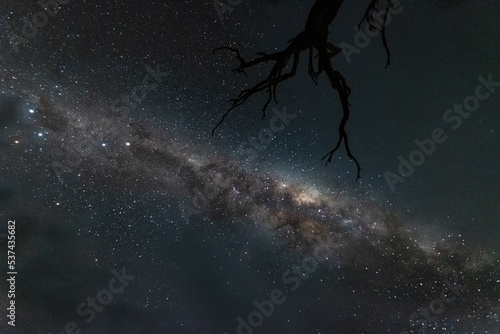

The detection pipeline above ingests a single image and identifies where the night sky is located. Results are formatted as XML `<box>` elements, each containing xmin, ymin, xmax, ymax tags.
<box><xmin>0</xmin><ymin>0</ymin><xmax>499</xmax><ymax>333</ymax></box>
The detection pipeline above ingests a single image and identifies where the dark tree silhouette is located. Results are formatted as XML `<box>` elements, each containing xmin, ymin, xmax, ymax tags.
<box><xmin>213</xmin><ymin>0</ymin><xmax>399</xmax><ymax>180</ymax></box>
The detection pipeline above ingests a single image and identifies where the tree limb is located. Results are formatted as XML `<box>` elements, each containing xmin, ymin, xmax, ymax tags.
<box><xmin>213</xmin><ymin>0</ymin><xmax>394</xmax><ymax>180</ymax></box>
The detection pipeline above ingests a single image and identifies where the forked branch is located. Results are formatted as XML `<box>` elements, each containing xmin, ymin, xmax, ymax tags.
<box><xmin>213</xmin><ymin>0</ymin><xmax>395</xmax><ymax>180</ymax></box>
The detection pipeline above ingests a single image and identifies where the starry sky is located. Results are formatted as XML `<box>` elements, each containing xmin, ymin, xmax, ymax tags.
<box><xmin>0</xmin><ymin>0</ymin><xmax>499</xmax><ymax>333</ymax></box>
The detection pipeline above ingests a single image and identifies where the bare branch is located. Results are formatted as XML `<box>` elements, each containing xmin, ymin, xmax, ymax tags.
<box><xmin>358</xmin><ymin>0</ymin><xmax>395</xmax><ymax>68</ymax></box>
<box><xmin>213</xmin><ymin>0</ymin><xmax>393</xmax><ymax>180</ymax></box>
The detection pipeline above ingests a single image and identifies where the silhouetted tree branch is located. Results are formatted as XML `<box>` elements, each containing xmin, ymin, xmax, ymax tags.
<box><xmin>213</xmin><ymin>0</ymin><xmax>396</xmax><ymax>181</ymax></box>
